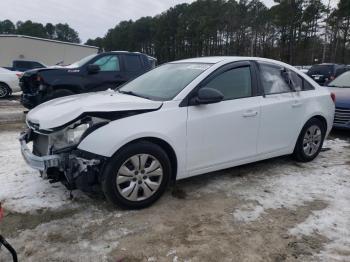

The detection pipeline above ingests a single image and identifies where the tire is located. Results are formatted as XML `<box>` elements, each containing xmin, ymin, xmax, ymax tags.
<box><xmin>102</xmin><ymin>141</ymin><xmax>171</xmax><ymax>209</ymax></box>
<box><xmin>293</xmin><ymin>118</ymin><xmax>326</xmax><ymax>162</ymax></box>
<box><xmin>42</xmin><ymin>89</ymin><xmax>74</xmax><ymax>103</ymax></box>
<box><xmin>0</xmin><ymin>83</ymin><xmax>11</xmax><ymax>98</ymax></box>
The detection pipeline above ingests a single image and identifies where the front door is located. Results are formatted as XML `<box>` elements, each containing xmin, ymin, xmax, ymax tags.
<box><xmin>186</xmin><ymin>62</ymin><xmax>261</xmax><ymax>175</ymax></box>
<box><xmin>86</xmin><ymin>54</ymin><xmax>125</xmax><ymax>91</ymax></box>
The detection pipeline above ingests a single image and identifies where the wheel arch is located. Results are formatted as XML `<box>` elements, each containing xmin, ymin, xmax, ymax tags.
<box><xmin>294</xmin><ymin>114</ymin><xmax>328</xmax><ymax>151</ymax></box>
<box><xmin>114</xmin><ymin>137</ymin><xmax>178</xmax><ymax>183</ymax></box>
<box><xmin>310</xmin><ymin>115</ymin><xmax>328</xmax><ymax>132</ymax></box>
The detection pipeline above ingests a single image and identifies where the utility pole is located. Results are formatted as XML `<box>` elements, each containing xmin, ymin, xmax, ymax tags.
<box><xmin>322</xmin><ymin>0</ymin><xmax>331</xmax><ymax>63</ymax></box>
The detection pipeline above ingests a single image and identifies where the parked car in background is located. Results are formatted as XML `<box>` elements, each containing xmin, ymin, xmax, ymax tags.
<box><xmin>295</xmin><ymin>65</ymin><xmax>311</xmax><ymax>74</ymax></box>
<box><xmin>3</xmin><ymin>60</ymin><xmax>46</xmax><ymax>72</ymax></box>
<box><xmin>20</xmin><ymin>51</ymin><xmax>155</xmax><ymax>109</ymax></box>
<box><xmin>0</xmin><ymin>67</ymin><xmax>22</xmax><ymax>98</ymax></box>
<box><xmin>307</xmin><ymin>63</ymin><xmax>349</xmax><ymax>86</ymax></box>
<box><xmin>327</xmin><ymin>70</ymin><xmax>350</xmax><ymax>129</ymax></box>
<box><xmin>19</xmin><ymin>57</ymin><xmax>335</xmax><ymax>209</ymax></box>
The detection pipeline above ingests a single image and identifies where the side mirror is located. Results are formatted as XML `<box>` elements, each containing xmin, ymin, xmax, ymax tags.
<box><xmin>193</xmin><ymin>87</ymin><xmax>224</xmax><ymax>105</ymax></box>
<box><xmin>87</xmin><ymin>64</ymin><xmax>100</xmax><ymax>74</ymax></box>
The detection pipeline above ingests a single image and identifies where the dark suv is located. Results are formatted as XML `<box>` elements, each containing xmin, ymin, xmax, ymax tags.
<box><xmin>20</xmin><ymin>52</ymin><xmax>156</xmax><ymax>109</ymax></box>
<box><xmin>307</xmin><ymin>63</ymin><xmax>350</xmax><ymax>86</ymax></box>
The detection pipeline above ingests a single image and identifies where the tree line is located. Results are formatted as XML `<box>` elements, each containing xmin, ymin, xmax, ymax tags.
<box><xmin>0</xmin><ymin>20</ymin><xmax>80</xmax><ymax>43</ymax></box>
<box><xmin>86</xmin><ymin>0</ymin><xmax>350</xmax><ymax>65</ymax></box>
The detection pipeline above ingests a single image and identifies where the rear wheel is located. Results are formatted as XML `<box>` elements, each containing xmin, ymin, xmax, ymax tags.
<box><xmin>293</xmin><ymin>118</ymin><xmax>325</xmax><ymax>162</ymax></box>
<box><xmin>102</xmin><ymin>141</ymin><xmax>171</xmax><ymax>209</ymax></box>
<box><xmin>0</xmin><ymin>83</ymin><xmax>11</xmax><ymax>98</ymax></box>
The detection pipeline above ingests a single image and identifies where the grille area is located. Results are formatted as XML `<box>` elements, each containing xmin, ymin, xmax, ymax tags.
<box><xmin>334</xmin><ymin>107</ymin><xmax>350</xmax><ymax>125</ymax></box>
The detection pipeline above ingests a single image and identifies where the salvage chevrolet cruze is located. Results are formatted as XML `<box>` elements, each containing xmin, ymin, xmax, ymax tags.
<box><xmin>20</xmin><ymin>57</ymin><xmax>335</xmax><ymax>209</ymax></box>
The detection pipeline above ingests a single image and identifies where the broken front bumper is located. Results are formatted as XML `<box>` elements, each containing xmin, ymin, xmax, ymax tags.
<box><xmin>19</xmin><ymin>130</ymin><xmax>61</xmax><ymax>171</ymax></box>
<box><xmin>19</xmin><ymin>129</ymin><xmax>104</xmax><ymax>190</ymax></box>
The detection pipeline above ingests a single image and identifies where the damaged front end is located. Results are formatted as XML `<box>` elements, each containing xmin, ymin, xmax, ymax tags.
<box><xmin>19</xmin><ymin>117</ymin><xmax>108</xmax><ymax>191</ymax></box>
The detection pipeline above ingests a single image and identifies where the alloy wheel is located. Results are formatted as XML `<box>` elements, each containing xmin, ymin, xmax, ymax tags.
<box><xmin>116</xmin><ymin>154</ymin><xmax>163</xmax><ymax>201</ymax></box>
<box><xmin>302</xmin><ymin>125</ymin><xmax>322</xmax><ymax>157</ymax></box>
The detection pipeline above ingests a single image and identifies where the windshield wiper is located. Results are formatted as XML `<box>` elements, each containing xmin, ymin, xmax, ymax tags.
<box><xmin>118</xmin><ymin>90</ymin><xmax>150</xmax><ymax>100</ymax></box>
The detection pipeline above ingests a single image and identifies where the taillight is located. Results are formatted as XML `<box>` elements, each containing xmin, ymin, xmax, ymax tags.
<box><xmin>330</xmin><ymin>76</ymin><xmax>335</xmax><ymax>80</ymax></box>
<box><xmin>16</xmin><ymin>73</ymin><xmax>22</xmax><ymax>79</ymax></box>
<box><xmin>330</xmin><ymin>92</ymin><xmax>336</xmax><ymax>103</ymax></box>
<box><xmin>36</xmin><ymin>75</ymin><xmax>41</xmax><ymax>82</ymax></box>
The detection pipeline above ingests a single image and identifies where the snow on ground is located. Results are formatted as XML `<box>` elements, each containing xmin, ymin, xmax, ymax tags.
<box><xmin>229</xmin><ymin>139</ymin><xmax>350</xmax><ymax>261</ymax></box>
<box><xmin>0</xmin><ymin>131</ymin><xmax>85</xmax><ymax>213</ymax></box>
<box><xmin>0</xmin><ymin>127</ymin><xmax>349</xmax><ymax>261</ymax></box>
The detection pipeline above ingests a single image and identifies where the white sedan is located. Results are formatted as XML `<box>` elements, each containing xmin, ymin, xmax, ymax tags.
<box><xmin>0</xmin><ymin>67</ymin><xmax>21</xmax><ymax>98</ymax></box>
<box><xmin>20</xmin><ymin>57</ymin><xmax>335</xmax><ymax>209</ymax></box>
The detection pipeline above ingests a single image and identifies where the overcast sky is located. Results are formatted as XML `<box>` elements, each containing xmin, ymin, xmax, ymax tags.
<box><xmin>0</xmin><ymin>0</ymin><xmax>339</xmax><ymax>43</ymax></box>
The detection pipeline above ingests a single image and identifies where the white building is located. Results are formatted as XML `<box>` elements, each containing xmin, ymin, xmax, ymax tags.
<box><xmin>0</xmin><ymin>35</ymin><xmax>99</xmax><ymax>67</ymax></box>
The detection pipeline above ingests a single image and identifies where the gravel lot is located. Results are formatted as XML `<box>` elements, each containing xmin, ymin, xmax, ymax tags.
<box><xmin>0</xmin><ymin>98</ymin><xmax>349</xmax><ymax>262</ymax></box>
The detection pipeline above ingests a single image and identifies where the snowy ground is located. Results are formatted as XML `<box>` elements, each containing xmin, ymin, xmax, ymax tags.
<box><xmin>0</xmin><ymin>94</ymin><xmax>25</xmax><ymax>123</ymax></box>
<box><xmin>0</xmin><ymin>125</ymin><xmax>349</xmax><ymax>262</ymax></box>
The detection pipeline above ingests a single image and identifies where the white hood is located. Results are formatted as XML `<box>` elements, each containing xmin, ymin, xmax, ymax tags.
<box><xmin>27</xmin><ymin>90</ymin><xmax>162</xmax><ymax>130</ymax></box>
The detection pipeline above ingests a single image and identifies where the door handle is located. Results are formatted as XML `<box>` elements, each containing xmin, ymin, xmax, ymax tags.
<box><xmin>292</xmin><ymin>101</ymin><xmax>302</xmax><ymax>108</ymax></box>
<box><xmin>242</xmin><ymin>110</ymin><xmax>258</xmax><ymax>118</ymax></box>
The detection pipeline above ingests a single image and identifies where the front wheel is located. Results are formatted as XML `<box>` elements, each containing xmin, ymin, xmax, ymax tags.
<box><xmin>293</xmin><ymin>118</ymin><xmax>326</xmax><ymax>162</ymax></box>
<box><xmin>102</xmin><ymin>141</ymin><xmax>171</xmax><ymax>209</ymax></box>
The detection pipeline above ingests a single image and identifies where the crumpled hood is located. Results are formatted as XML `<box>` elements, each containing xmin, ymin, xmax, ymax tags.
<box><xmin>27</xmin><ymin>90</ymin><xmax>163</xmax><ymax>130</ymax></box>
<box><xmin>327</xmin><ymin>87</ymin><xmax>350</xmax><ymax>108</ymax></box>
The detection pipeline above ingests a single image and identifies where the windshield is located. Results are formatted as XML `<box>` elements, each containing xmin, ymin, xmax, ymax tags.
<box><xmin>118</xmin><ymin>63</ymin><xmax>212</xmax><ymax>101</ymax></box>
<box><xmin>66</xmin><ymin>54</ymin><xmax>97</xmax><ymax>68</ymax></box>
<box><xmin>328</xmin><ymin>71</ymin><xmax>350</xmax><ymax>88</ymax></box>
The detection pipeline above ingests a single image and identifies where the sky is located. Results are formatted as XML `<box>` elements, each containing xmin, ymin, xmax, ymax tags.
<box><xmin>0</xmin><ymin>0</ymin><xmax>339</xmax><ymax>43</ymax></box>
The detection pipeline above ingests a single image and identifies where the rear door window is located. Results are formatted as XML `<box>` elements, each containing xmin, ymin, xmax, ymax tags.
<box><xmin>124</xmin><ymin>55</ymin><xmax>143</xmax><ymax>72</ymax></box>
<box><xmin>259</xmin><ymin>63</ymin><xmax>291</xmax><ymax>94</ymax></box>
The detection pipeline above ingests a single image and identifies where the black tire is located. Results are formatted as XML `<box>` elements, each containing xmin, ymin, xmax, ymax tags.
<box><xmin>102</xmin><ymin>141</ymin><xmax>171</xmax><ymax>209</ymax></box>
<box><xmin>293</xmin><ymin>118</ymin><xmax>326</xmax><ymax>162</ymax></box>
<box><xmin>42</xmin><ymin>89</ymin><xmax>74</xmax><ymax>103</ymax></box>
<box><xmin>0</xmin><ymin>83</ymin><xmax>11</xmax><ymax>98</ymax></box>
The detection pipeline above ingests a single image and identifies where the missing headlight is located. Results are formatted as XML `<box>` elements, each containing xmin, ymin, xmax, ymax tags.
<box><xmin>67</xmin><ymin>123</ymin><xmax>90</xmax><ymax>145</ymax></box>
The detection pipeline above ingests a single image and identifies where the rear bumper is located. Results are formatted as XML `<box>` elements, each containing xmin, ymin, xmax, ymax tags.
<box><xmin>19</xmin><ymin>130</ymin><xmax>61</xmax><ymax>171</ymax></box>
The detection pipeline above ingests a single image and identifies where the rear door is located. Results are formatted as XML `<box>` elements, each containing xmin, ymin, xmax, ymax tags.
<box><xmin>122</xmin><ymin>54</ymin><xmax>146</xmax><ymax>81</ymax></box>
<box><xmin>186</xmin><ymin>61</ymin><xmax>261</xmax><ymax>174</ymax></box>
<box><xmin>257</xmin><ymin>62</ymin><xmax>304</xmax><ymax>155</ymax></box>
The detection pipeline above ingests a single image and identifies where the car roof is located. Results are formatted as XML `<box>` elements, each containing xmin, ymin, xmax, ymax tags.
<box><xmin>107</xmin><ymin>51</ymin><xmax>147</xmax><ymax>55</ymax></box>
<box><xmin>170</xmin><ymin>56</ymin><xmax>295</xmax><ymax>68</ymax></box>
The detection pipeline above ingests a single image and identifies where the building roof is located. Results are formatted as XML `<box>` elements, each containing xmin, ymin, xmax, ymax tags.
<box><xmin>0</xmin><ymin>34</ymin><xmax>98</xmax><ymax>49</ymax></box>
